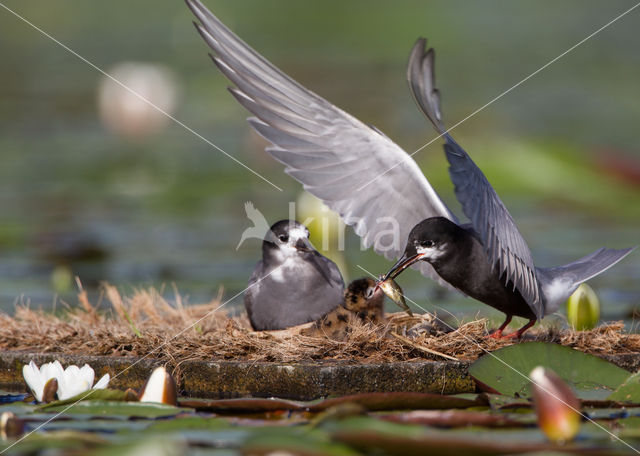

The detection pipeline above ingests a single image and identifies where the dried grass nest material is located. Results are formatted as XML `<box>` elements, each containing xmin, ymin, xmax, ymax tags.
<box><xmin>0</xmin><ymin>284</ymin><xmax>638</xmax><ymax>364</ymax></box>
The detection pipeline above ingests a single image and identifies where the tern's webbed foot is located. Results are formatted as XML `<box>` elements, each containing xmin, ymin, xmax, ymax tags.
<box><xmin>486</xmin><ymin>314</ymin><xmax>513</xmax><ymax>339</ymax></box>
<box><xmin>486</xmin><ymin>330</ymin><xmax>505</xmax><ymax>339</ymax></box>
<box><xmin>493</xmin><ymin>318</ymin><xmax>536</xmax><ymax>340</ymax></box>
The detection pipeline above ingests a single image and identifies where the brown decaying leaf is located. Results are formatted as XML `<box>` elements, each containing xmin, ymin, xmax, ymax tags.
<box><xmin>178</xmin><ymin>392</ymin><xmax>481</xmax><ymax>413</ymax></box>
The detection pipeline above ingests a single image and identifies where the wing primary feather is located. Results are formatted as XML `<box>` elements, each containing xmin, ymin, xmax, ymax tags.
<box><xmin>187</xmin><ymin>0</ymin><xmax>458</xmax><ymax>291</ymax></box>
<box><xmin>210</xmin><ymin>55</ymin><xmax>317</xmax><ymax>119</ymax></box>
<box><xmin>247</xmin><ymin>117</ymin><xmax>318</xmax><ymax>151</ymax></box>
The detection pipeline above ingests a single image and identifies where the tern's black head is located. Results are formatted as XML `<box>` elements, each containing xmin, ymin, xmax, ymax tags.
<box><xmin>404</xmin><ymin>217</ymin><xmax>460</xmax><ymax>259</ymax></box>
<box><xmin>385</xmin><ymin>217</ymin><xmax>461</xmax><ymax>279</ymax></box>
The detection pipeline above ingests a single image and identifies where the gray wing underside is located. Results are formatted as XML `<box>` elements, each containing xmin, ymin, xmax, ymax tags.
<box><xmin>537</xmin><ymin>246</ymin><xmax>635</xmax><ymax>314</ymax></box>
<box><xmin>186</xmin><ymin>0</ymin><xmax>458</xmax><ymax>290</ymax></box>
<box><xmin>539</xmin><ymin>247</ymin><xmax>635</xmax><ymax>288</ymax></box>
<box><xmin>407</xmin><ymin>38</ymin><xmax>542</xmax><ymax>316</ymax></box>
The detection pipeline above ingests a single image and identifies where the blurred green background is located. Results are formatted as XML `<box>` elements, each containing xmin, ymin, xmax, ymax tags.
<box><xmin>0</xmin><ymin>0</ymin><xmax>638</xmax><ymax>325</ymax></box>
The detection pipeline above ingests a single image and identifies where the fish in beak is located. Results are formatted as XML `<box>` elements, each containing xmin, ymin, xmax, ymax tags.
<box><xmin>375</xmin><ymin>275</ymin><xmax>413</xmax><ymax>317</ymax></box>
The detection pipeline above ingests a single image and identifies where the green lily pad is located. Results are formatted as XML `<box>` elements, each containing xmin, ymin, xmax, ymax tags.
<box><xmin>178</xmin><ymin>397</ymin><xmax>304</xmax><ymax>413</ymax></box>
<box><xmin>468</xmin><ymin>342</ymin><xmax>630</xmax><ymax>399</ymax></box>
<box><xmin>618</xmin><ymin>417</ymin><xmax>640</xmax><ymax>439</ymax></box>
<box><xmin>477</xmin><ymin>394</ymin><xmax>531</xmax><ymax>410</ymax></box>
<box><xmin>0</xmin><ymin>430</ymin><xmax>108</xmax><ymax>454</ymax></box>
<box><xmin>91</xmin><ymin>437</ymin><xmax>186</xmax><ymax>456</ymax></box>
<box><xmin>308</xmin><ymin>392</ymin><xmax>482</xmax><ymax>412</ymax></box>
<box><xmin>39</xmin><ymin>418</ymin><xmax>151</xmax><ymax>434</ymax></box>
<box><xmin>39</xmin><ymin>388</ymin><xmax>131</xmax><ymax>409</ymax></box>
<box><xmin>327</xmin><ymin>416</ymin><xmax>565</xmax><ymax>455</ymax></box>
<box><xmin>380</xmin><ymin>410</ymin><xmax>523</xmax><ymax>428</ymax></box>
<box><xmin>179</xmin><ymin>393</ymin><xmax>482</xmax><ymax>415</ymax></box>
<box><xmin>243</xmin><ymin>427</ymin><xmax>358</xmax><ymax>456</ymax></box>
<box><xmin>608</xmin><ymin>371</ymin><xmax>640</xmax><ymax>403</ymax></box>
<box><xmin>145</xmin><ymin>416</ymin><xmax>231</xmax><ymax>432</ymax></box>
<box><xmin>42</xmin><ymin>400</ymin><xmax>188</xmax><ymax>418</ymax></box>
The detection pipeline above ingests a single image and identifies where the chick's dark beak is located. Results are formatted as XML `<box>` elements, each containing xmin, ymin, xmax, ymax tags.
<box><xmin>383</xmin><ymin>251</ymin><xmax>423</xmax><ymax>280</ymax></box>
<box><xmin>294</xmin><ymin>237</ymin><xmax>315</xmax><ymax>253</ymax></box>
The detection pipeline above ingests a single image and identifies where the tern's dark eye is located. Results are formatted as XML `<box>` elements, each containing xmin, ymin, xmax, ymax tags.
<box><xmin>422</xmin><ymin>240</ymin><xmax>434</xmax><ymax>248</ymax></box>
<box><xmin>365</xmin><ymin>287</ymin><xmax>374</xmax><ymax>299</ymax></box>
<box><xmin>278</xmin><ymin>234</ymin><xmax>289</xmax><ymax>242</ymax></box>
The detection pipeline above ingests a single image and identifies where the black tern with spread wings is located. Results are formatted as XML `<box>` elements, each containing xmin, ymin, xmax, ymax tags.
<box><xmin>186</xmin><ymin>0</ymin><xmax>635</xmax><ymax>338</ymax></box>
<box><xmin>385</xmin><ymin>41</ymin><xmax>634</xmax><ymax>337</ymax></box>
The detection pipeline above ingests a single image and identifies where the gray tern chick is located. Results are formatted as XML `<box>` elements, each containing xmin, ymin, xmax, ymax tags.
<box><xmin>245</xmin><ymin>220</ymin><xmax>344</xmax><ymax>330</ymax></box>
<box><xmin>186</xmin><ymin>1</ymin><xmax>635</xmax><ymax>338</ymax></box>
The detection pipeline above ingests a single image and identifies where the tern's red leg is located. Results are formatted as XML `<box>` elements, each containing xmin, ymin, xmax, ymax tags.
<box><xmin>501</xmin><ymin>318</ymin><xmax>536</xmax><ymax>339</ymax></box>
<box><xmin>487</xmin><ymin>315</ymin><xmax>513</xmax><ymax>339</ymax></box>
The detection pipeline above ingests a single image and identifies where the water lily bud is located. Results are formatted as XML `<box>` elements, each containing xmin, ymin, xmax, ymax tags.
<box><xmin>530</xmin><ymin>366</ymin><xmax>581</xmax><ymax>444</ymax></box>
<box><xmin>42</xmin><ymin>378</ymin><xmax>59</xmax><ymax>403</ymax></box>
<box><xmin>139</xmin><ymin>367</ymin><xmax>177</xmax><ymax>406</ymax></box>
<box><xmin>567</xmin><ymin>283</ymin><xmax>600</xmax><ymax>330</ymax></box>
<box><xmin>0</xmin><ymin>412</ymin><xmax>24</xmax><ymax>440</ymax></box>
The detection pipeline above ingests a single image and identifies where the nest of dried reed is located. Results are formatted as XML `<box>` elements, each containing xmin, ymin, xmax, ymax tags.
<box><xmin>0</xmin><ymin>284</ymin><xmax>637</xmax><ymax>364</ymax></box>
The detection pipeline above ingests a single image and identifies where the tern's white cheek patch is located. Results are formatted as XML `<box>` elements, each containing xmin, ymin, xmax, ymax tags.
<box><xmin>416</xmin><ymin>243</ymin><xmax>447</xmax><ymax>261</ymax></box>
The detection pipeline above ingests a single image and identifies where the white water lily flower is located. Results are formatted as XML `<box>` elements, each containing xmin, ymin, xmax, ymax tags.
<box><xmin>22</xmin><ymin>360</ymin><xmax>61</xmax><ymax>402</ymax></box>
<box><xmin>22</xmin><ymin>360</ymin><xmax>110</xmax><ymax>402</ymax></box>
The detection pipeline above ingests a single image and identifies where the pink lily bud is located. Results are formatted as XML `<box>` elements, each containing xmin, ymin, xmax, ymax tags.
<box><xmin>530</xmin><ymin>366</ymin><xmax>581</xmax><ymax>444</ymax></box>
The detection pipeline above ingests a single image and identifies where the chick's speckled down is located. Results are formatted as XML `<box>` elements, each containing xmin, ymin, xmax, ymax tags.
<box><xmin>301</xmin><ymin>278</ymin><xmax>385</xmax><ymax>340</ymax></box>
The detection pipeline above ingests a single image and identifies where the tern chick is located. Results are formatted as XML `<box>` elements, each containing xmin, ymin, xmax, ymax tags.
<box><xmin>302</xmin><ymin>277</ymin><xmax>385</xmax><ymax>340</ymax></box>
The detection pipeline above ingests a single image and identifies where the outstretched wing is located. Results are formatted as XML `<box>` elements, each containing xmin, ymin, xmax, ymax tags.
<box><xmin>408</xmin><ymin>38</ymin><xmax>542</xmax><ymax>316</ymax></box>
<box><xmin>186</xmin><ymin>0</ymin><xmax>458</xmax><ymax>289</ymax></box>
<box><xmin>537</xmin><ymin>246</ymin><xmax>635</xmax><ymax>314</ymax></box>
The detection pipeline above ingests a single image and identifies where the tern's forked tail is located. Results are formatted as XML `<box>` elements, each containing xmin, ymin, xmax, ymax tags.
<box><xmin>537</xmin><ymin>246</ymin><xmax>636</xmax><ymax>315</ymax></box>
